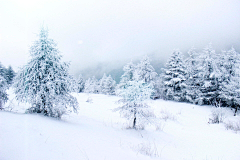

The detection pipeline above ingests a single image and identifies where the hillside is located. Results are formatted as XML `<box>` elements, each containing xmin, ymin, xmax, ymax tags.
<box><xmin>1</xmin><ymin>92</ymin><xmax>240</xmax><ymax>160</ymax></box>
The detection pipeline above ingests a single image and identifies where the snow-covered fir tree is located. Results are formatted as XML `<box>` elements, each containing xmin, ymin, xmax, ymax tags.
<box><xmin>77</xmin><ymin>74</ymin><xmax>85</xmax><ymax>93</ymax></box>
<box><xmin>0</xmin><ymin>63</ymin><xmax>6</xmax><ymax>80</ymax></box>
<box><xmin>13</xmin><ymin>27</ymin><xmax>79</xmax><ymax>118</ymax></box>
<box><xmin>219</xmin><ymin>47</ymin><xmax>240</xmax><ymax>114</ymax></box>
<box><xmin>68</xmin><ymin>75</ymin><xmax>78</xmax><ymax>93</ymax></box>
<box><xmin>99</xmin><ymin>73</ymin><xmax>107</xmax><ymax>94</ymax></box>
<box><xmin>115</xmin><ymin>80</ymin><xmax>155</xmax><ymax>129</ymax></box>
<box><xmin>197</xmin><ymin>44</ymin><xmax>222</xmax><ymax>105</ymax></box>
<box><xmin>184</xmin><ymin>47</ymin><xmax>202</xmax><ymax>104</ymax></box>
<box><xmin>101</xmin><ymin>75</ymin><xmax>116</xmax><ymax>95</ymax></box>
<box><xmin>0</xmin><ymin>75</ymin><xmax>8</xmax><ymax>110</ymax></box>
<box><xmin>84</xmin><ymin>76</ymin><xmax>100</xmax><ymax>94</ymax></box>
<box><xmin>0</xmin><ymin>62</ymin><xmax>9</xmax><ymax>109</ymax></box>
<box><xmin>84</xmin><ymin>78</ymin><xmax>94</xmax><ymax>94</ymax></box>
<box><xmin>5</xmin><ymin>66</ymin><xmax>15</xmax><ymax>85</ymax></box>
<box><xmin>162</xmin><ymin>50</ymin><xmax>187</xmax><ymax>102</ymax></box>
<box><xmin>134</xmin><ymin>55</ymin><xmax>157</xmax><ymax>85</ymax></box>
<box><xmin>153</xmin><ymin>75</ymin><xmax>165</xmax><ymax>99</ymax></box>
<box><xmin>116</xmin><ymin>60</ymin><xmax>135</xmax><ymax>93</ymax></box>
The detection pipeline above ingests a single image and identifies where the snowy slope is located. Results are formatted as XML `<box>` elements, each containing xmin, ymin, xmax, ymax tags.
<box><xmin>1</xmin><ymin>92</ymin><xmax>240</xmax><ymax>160</ymax></box>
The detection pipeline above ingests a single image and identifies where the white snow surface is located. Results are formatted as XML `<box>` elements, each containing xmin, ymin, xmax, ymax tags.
<box><xmin>1</xmin><ymin>90</ymin><xmax>240</xmax><ymax>160</ymax></box>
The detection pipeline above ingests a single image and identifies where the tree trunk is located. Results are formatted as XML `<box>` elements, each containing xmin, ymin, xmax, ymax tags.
<box><xmin>133</xmin><ymin>107</ymin><xmax>136</xmax><ymax>129</ymax></box>
<box><xmin>234</xmin><ymin>107</ymin><xmax>237</xmax><ymax>116</ymax></box>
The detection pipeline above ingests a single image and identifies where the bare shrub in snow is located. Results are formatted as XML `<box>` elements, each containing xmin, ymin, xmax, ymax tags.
<box><xmin>159</xmin><ymin>109</ymin><xmax>177</xmax><ymax>121</ymax></box>
<box><xmin>209</xmin><ymin>107</ymin><xmax>225</xmax><ymax>124</ymax></box>
<box><xmin>155</xmin><ymin>120</ymin><xmax>166</xmax><ymax>131</ymax></box>
<box><xmin>132</xmin><ymin>142</ymin><xmax>159</xmax><ymax>157</ymax></box>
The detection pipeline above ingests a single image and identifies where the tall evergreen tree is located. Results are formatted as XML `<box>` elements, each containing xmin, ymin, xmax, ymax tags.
<box><xmin>162</xmin><ymin>50</ymin><xmax>187</xmax><ymax>102</ymax></box>
<box><xmin>77</xmin><ymin>74</ymin><xmax>85</xmax><ymax>93</ymax></box>
<box><xmin>5</xmin><ymin>66</ymin><xmax>15</xmax><ymax>85</ymax></box>
<box><xmin>116</xmin><ymin>61</ymin><xmax>135</xmax><ymax>93</ymax></box>
<box><xmin>0</xmin><ymin>75</ymin><xmax>8</xmax><ymax>109</ymax></box>
<box><xmin>84</xmin><ymin>76</ymin><xmax>99</xmax><ymax>94</ymax></box>
<box><xmin>134</xmin><ymin>55</ymin><xmax>157</xmax><ymax>85</ymax></box>
<box><xmin>0</xmin><ymin>62</ymin><xmax>6</xmax><ymax>80</ymax></box>
<box><xmin>99</xmin><ymin>73</ymin><xmax>107</xmax><ymax>94</ymax></box>
<box><xmin>13</xmin><ymin>27</ymin><xmax>79</xmax><ymax>118</ymax></box>
<box><xmin>101</xmin><ymin>75</ymin><xmax>116</xmax><ymax>95</ymax></box>
<box><xmin>184</xmin><ymin>47</ymin><xmax>202</xmax><ymax>104</ymax></box>
<box><xmin>153</xmin><ymin>75</ymin><xmax>165</xmax><ymax>99</ymax></box>
<box><xmin>197</xmin><ymin>44</ymin><xmax>222</xmax><ymax>105</ymax></box>
<box><xmin>219</xmin><ymin>48</ymin><xmax>240</xmax><ymax>114</ymax></box>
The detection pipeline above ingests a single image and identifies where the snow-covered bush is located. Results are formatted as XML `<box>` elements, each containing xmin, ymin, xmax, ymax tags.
<box><xmin>209</xmin><ymin>107</ymin><xmax>225</xmax><ymax>124</ymax></box>
<box><xmin>115</xmin><ymin>80</ymin><xmax>155</xmax><ymax>129</ymax></box>
<box><xmin>86</xmin><ymin>96</ymin><xmax>93</xmax><ymax>103</ymax></box>
<box><xmin>13</xmin><ymin>27</ymin><xmax>79</xmax><ymax>118</ymax></box>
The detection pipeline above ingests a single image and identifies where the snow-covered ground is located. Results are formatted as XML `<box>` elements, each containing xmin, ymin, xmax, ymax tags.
<box><xmin>1</xmin><ymin>91</ymin><xmax>240</xmax><ymax>160</ymax></box>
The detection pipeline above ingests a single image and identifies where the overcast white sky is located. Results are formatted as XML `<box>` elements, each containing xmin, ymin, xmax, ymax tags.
<box><xmin>0</xmin><ymin>0</ymin><xmax>240</xmax><ymax>76</ymax></box>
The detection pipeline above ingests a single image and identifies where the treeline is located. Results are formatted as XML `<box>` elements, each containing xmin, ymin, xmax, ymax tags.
<box><xmin>76</xmin><ymin>44</ymin><xmax>240</xmax><ymax>114</ymax></box>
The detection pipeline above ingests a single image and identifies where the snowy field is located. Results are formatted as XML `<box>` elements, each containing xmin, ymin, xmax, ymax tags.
<box><xmin>1</xmin><ymin>91</ymin><xmax>240</xmax><ymax>160</ymax></box>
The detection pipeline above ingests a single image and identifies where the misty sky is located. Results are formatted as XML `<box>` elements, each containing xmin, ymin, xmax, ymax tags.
<box><xmin>0</xmin><ymin>0</ymin><xmax>240</xmax><ymax>77</ymax></box>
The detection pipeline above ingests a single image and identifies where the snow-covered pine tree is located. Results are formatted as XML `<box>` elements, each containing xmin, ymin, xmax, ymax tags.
<box><xmin>99</xmin><ymin>73</ymin><xmax>107</xmax><ymax>94</ymax></box>
<box><xmin>84</xmin><ymin>78</ymin><xmax>93</xmax><ymax>93</ymax></box>
<box><xmin>77</xmin><ymin>74</ymin><xmax>85</xmax><ymax>93</ymax></box>
<box><xmin>134</xmin><ymin>55</ymin><xmax>157</xmax><ymax>85</ymax></box>
<box><xmin>0</xmin><ymin>75</ymin><xmax>8</xmax><ymax>110</ymax></box>
<box><xmin>115</xmin><ymin>80</ymin><xmax>155</xmax><ymax>129</ymax></box>
<box><xmin>162</xmin><ymin>50</ymin><xmax>187</xmax><ymax>102</ymax></box>
<box><xmin>68</xmin><ymin>75</ymin><xmax>78</xmax><ymax>93</ymax></box>
<box><xmin>5</xmin><ymin>66</ymin><xmax>15</xmax><ymax>85</ymax></box>
<box><xmin>84</xmin><ymin>76</ymin><xmax>100</xmax><ymax>94</ymax></box>
<box><xmin>116</xmin><ymin>61</ymin><xmax>135</xmax><ymax>92</ymax></box>
<box><xmin>153</xmin><ymin>75</ymin><xmax>165</xmax><ymax>99</ymax></box>
<box><xmin>184</xmin><ymin>47</ymin><xmax>202</xmax><ymax>104</ymax></box>
<box><xmin>134</xmin><ymin>55</ymin><xmax>158</xmax><ymax>99</ymax></box>
<box><xmin>197</xmin><ymin>44</ymin><xmax>222</xmax><ymax>105</ymax></box>
<box><xmin>0</xmin><ymin>62</ymin><xmax>9</xmax><ymax>109</ymax></box>
<box><xmin>0</xmin><ymin>62</ymin><xmax>6</xmax><ymax>80</ymax></box>
<box><xmin>219</xmin><ymin>47</ymin><xmax>240</xmax><ymax>114</ymax></box>
<box><xmin>102</xmin><ymin>75</ymin><xmax>116</xmax><ymax>95</ymax></box>
<box><xmin>13</xmin><ymin>27</ymin><xmax>79</xmax><ymax>118</ymax></box>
